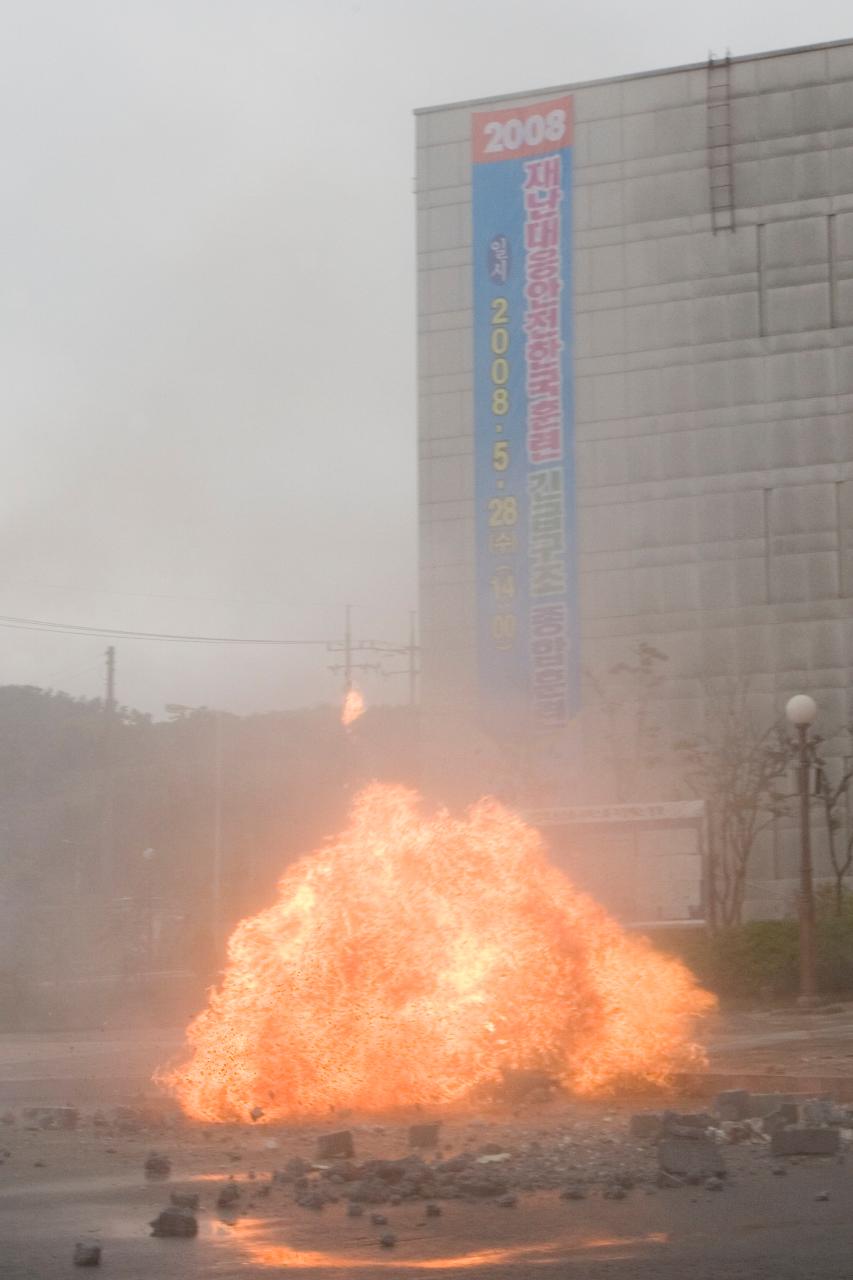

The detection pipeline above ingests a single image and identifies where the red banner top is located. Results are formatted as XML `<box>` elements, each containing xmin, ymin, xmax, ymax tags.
<box><xmin>472</xmin><ymin>94</ymin><xmax>573</xmax><ymax>164</ymax></box>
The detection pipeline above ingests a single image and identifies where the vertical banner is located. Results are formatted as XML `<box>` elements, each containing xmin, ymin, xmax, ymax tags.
<box><xmin>472</xmin><ymin>95</ymin><xmax>580</xmax><ymax>737</ymax></box>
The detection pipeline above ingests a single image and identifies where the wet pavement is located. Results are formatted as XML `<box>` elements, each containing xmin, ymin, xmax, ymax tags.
<box><xmin>0</xmin><ymin>1100</ymin><xmax>852</xmax><ymax>1278</ymax></box>
<box><xmin>2</xmin><ymin>1010</ymin><xmax>853</xmax><ymax>1277</ymax></box>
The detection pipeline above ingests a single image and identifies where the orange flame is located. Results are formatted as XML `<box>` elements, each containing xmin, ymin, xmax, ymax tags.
<box><xmin>161</xmin><ymin>784</ymin><xmax>714</xmax><ymax>1121</ymax></box>
<box><xmin>341</xmin><ymin>686</ymin><xmax>366</xmax><ymax>727</ymax></box>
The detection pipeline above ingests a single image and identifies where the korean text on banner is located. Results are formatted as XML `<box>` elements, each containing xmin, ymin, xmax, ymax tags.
<box><xmin>471</xmin><ymin>95</ymin><xmax>580</xmax><ymax>735</ymax></box>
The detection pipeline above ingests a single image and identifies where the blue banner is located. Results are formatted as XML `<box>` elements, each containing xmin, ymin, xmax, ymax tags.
<box><xmin>471</xmin><ymin>95</ymin><xmax>580</xmax><ymax>736</ymax></box>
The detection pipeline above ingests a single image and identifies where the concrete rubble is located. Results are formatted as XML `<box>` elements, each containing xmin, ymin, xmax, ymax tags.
<box><xmin>144</xmin><ymin>1151</ymin><xmax>172</xmax><ymax>1179</ymax></box>
<box><xmin>73</xmin><ymin>1243</ymin><xmax>102</xmax><ymax>1267</ymax></box>
<box><xmin>316</xmin><ymin>1129</ymin><xmax>355</xmax><ymax>1160</ymax></box>
<box><xmin>150</xmin><ymin>1207</ymin><xmax>199</xmax><ymax>1237</ymax></box>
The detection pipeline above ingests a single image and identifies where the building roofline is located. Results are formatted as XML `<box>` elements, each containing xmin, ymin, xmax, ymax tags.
<box><xmin>414</xmin><ymin>34</ymin><xmax>853</xmax><ymax>116</ymax></box>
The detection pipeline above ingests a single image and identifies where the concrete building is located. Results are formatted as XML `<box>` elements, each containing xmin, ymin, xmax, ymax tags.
<box><xmin>416</xmin><ymin>39</ymin><xmax>853</xmax><ymax>920</ymax></box>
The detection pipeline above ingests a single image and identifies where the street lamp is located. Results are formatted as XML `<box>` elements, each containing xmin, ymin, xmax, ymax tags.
<box><xmin>785</xmin><ymin>694</ymin><xmax>818</xmax><ymax>1006</ymax></box>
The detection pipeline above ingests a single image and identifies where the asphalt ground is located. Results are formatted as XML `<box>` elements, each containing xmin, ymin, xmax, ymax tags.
<box><xmin>1</xmin><ymin>1007</ymin><xmax>853</xmax><ymax>1278</ymax></box>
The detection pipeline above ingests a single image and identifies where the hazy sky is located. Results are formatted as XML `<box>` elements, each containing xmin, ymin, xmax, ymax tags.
<box><xmin>1</xmin><ymin>0</ymin><xmax>849</xmax><ymax>715</ymax></box>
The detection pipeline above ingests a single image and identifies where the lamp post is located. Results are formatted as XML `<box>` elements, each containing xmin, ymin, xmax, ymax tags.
<box><xmin>785</xmin><ymin>694</ymin><xmax>818</xmax><ymax>1006</ymax></box>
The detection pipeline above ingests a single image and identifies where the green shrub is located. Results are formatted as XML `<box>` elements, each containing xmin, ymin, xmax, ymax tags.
<box><xmin>645</xmin><ymin>891</ymin><xmax>853</xmax><ymax>1003</ymax></box>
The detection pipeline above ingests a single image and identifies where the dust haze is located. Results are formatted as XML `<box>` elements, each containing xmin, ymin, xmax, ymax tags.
<box><xmin>1</xmin><ymin>0</ymin><xmax>850</xmax><ymax>712</ymax></box>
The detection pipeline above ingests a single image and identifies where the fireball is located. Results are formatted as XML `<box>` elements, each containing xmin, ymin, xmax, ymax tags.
<box><xmin>341</xmin><ymin>687</ymin><xmax>366</xmax><ymax>728</ymax></box>
<box><xmin>161</xmin><ymin>784</ymin><xmax>714</xmax><ymax>1121</ymax></box>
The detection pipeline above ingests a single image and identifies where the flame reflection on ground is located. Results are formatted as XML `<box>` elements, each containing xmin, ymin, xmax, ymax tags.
<box><xmin>218</xmin><ymin>1217</ymin><xmax>669</xmax><ymax>1271</ymax></box>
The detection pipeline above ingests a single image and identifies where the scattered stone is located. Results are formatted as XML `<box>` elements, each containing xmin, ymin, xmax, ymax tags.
<box><xmin>560</xmin><ymin>1185</ymin><xmax>586</xmax><ymax>1200</ymax></box>
<box><xmin>603</xmin><ymin>1184</ymin><xmax>627</xmax><ymax>1200</ymax></box>
<box><xmin>771</xmin><ymin>1165</ymin><xmax>788</xmax><ymax>1176</ymax></box>
<box><xmin>656</xmin><ymin>1171</ymin><xmax>686</xmax><ymax>1189</ymax></box>
<box><xmin>296</xmin><ymin>1190</ymin><xmax>326</xmax><ymax>1211</ymax></box>
<box><xmin>274</xmin><ymin>1156</ymin><xmax>312</xmax><ymax>1183</ymax></box>
<box><xmin>409</xmin><ymin>1122</ymin><xmax>441</xmax><ymax>1149</ymax></box>
<box><xmin>497</xmin><ymin>1193</ymin><xmax>518</xmax><ymax>1207</ymax></box>
<box><xmin>170</xmin><ymin>1192</ymin><xmax>200</xmax><ymax>1210</ymax></box>
<box><xmin>249</xmin><ymin>1106</ymin><xmax>264</xmax><ymax>1122</ymax></box>
<box><xmin>815</xmin><ymin>1190</ymin><xmax>830</xmax><ymax>1202</ymax></box>
<box><xmin>659</xmin><ymin>1136</ymin><xmax>725</xmax><ymax>1180</ymax></box>
<box><xmin>748</xmin><ymin>1093</ymin><xmax>792</xmax><ymax>1118</ymax></box>
<box><xmin>347</xmin><ymin>1202</ymin><xmax>364</xmax><ymax>1218</ymax></box>
<box><xmin>144</xmin><ymin>1152</ymin><xmax>172</xmax><ymax>1179</ymax></box>
<box><xmin>390</xmin><ymin>1194</ymin><xmax>402</xmax><ymax>1206</ymax></box>
<box><xmin>23</xmin><ymin>1106</ymin><xmax>79</xmax><ymax>1131</ymax></box>
<box><xmin>379</xmin><ymin>1232</ymin><xmax>397</xmax><ymax>1248</ymax></box>
<box><xmin>629</xmin><ymin>1112</ymin><xmax>662</xmax><ymax>1141</ymax></box>
<box><xmin>73</xmin><ymin>1243</ymin><xmax>101</xmax><ymax>1267</ymax></box>
<box><xmin>721</xmin><ymin>1121</ymin><xmax>752</xmax><ymax>1144</ymax></box>
<box><xmin>662</xmin><ymin>1111</ymin><xmax>715</xmax><ymax>1138</ymax></box>
<box><xmin>762</xmin><ymin>1104</ymin><xmax>801</xmax><ymax>1136</ymax></box>
<box><xmin>217</xmin><ymin>1181</ymin><xmax>241</xmax><ymax>1209</ymax></box>
<box><xmin>425</xmin><ymin>1202</ymin><xmax>442</xmax><ymax>1217</ymax></box>
<box><xmin>715</xmin><ymin>1090</ymin><xmax>751</xmax><ymax>1122</ymax></box>
<box><xmin>771</xmin><ymin>1128</ymin><xmax>840</xmax><ymax>1157</ymax></box>
<box><xmin>317</xmin><ymin>1130</ymin><xmax>355</xmax><ymax>1160</ymax></box>
<box><xmin>150</xmin><ymin>1207</ymin><xmax>198</xmax><ymax>1238</ymax></box>
<box><xmin>705</xmin><ymin>1176</ymin><xmax>724</xmax><ymax>1192</ymax></box>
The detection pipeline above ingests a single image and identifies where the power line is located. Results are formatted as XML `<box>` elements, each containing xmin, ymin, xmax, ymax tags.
<box><xmin>0</xmin><ymin>613</ymin><xmax>332</xmax><ymax>647</ymax></box>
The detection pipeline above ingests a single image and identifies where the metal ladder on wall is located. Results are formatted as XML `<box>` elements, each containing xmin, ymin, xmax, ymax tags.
<box><xmin>707</xmin><ymin>53</ymin><xmax>735</xmax><ymax>233</ymax></box>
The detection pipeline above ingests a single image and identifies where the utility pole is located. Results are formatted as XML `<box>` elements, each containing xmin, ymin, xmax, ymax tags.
<box><xmin>211</xmin><ymin>711</ymin><xmax>223</xmax><ymax>942</ymax></box>
<box><xmin>327</xmin><ymin>604</ymin><xmax>381</xmax><ymax>699</ymax></box>
<box><xmin>785</xmin><ymin>694</ymin><xmax>819</xmax><ymax>1006</ymax></box>
<box><xmin>100</xmin><ymin>645</ymin><xmax>116</xmax><ymax>904</ymax></box>
<box><xmin>407</xmin><ymin>611</ymin><xmax>418</xmax><ymax>708</ymax></box>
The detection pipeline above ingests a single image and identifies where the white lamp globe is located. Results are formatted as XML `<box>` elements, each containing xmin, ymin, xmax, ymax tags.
<box><xmin>785</xmin><ymin>694</ymin><xmax>817</xmax><ymax>727</ymax></box>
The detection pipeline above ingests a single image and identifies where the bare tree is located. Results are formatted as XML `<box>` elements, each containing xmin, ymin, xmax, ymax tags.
<box><xmin>585</xmin><ymin>641</ymin><xmax>669</xmax><ymax>802</ymax></box>
<box><xmin>675</xmin><ymin>687</ymin><xmax>791</xmax><ymax>929</ymax></box>
<box><xmin>814</xmin><ymin>733</ymin><xmax>853</xmax><ymax>916</ymax></box>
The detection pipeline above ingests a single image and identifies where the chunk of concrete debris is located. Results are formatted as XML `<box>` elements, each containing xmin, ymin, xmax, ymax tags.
<box><xmin>658</xmin><ymin>1137</ymin><xmax>725</xmax><ymax>1180</ymax></box>
<box><xmin>150</xmin><ymin>1207</ymin><xmax>198</xmax><ymax>1238</ymax></box>
<box><xmin>249</xmin><ymin>1105</ymin><xmax>264</xmax><ymax>1122</ymax></box>
<box><xmin>714</xmin><ymin>1090</ymin><xmax>751</xmax><ymax>1122</ymax></box>
<box><xmin>379</xmin><ymin>1232</ymin><xmax>397</xmax><ymax>1248</ymax></box>
<box><xmin>662</xmin><ymin>1111</ymin><xmax>714</xmax><ymax>1137</ymax></box>
<box><xmin>629</xmin><ymin>1112</ymin><xmax>662</xmax><ymax>1141</ymax></box>
<box><xmin>762</xmin><ymin>1103</ymin><xmax>801</xmax><ymax>1136</ymax></box>
<box><xmin>748</xmin><ymin>1093</ymin><xmax>793</xmax><ymax>1118</ymax></box>
<box><xmin>815</xmin><ymin>1190</ymin><xmax>831</xmax><ymax>1202</ymax></box>
<box><xmin>497</xmin><ymin>1193</ymin><xmax>518</xmax><ymax>1207</ymax></box>
<box><xmin>217</xmin><ymin>1181</ymin><xmax>241</xmax><ymax>1209</ymax></box>
<box><xmin>24</xmin><ymin>1106</ymin><xmax>79</xmax><ymax>1131</ymax></box>
<box><xmin>274</xmin><ymin>1156</ymin><xmax>312</xmax><ymax>1183</ymax></box>
<box><xmin>770</xmin><ymin>1127</ymin><xmax>841</xmax><ymax>1157</ymax></box>
<box><xmin>656</xmin><ymin>1171</ymin><xmax>686</xmax><ymax>1189</ymax></box>
<box><xmin>409</xmin><ymin>1122</ymin><xmax>441</xmax><ymax>1149</ymax></box>
<box><xmin>73</xmin><ymin>1243</ymin><xmax>102</xmax><ymax>1267</ymax></box>
<box><xmin>144</xmin><ymin>1152</ymin><xmax>172</xmax><ymax>1179</ymax></box>
<box><xmin>371</xmin><ymin>1212</ymin><xmax>388</xmax><ymax>1225</ymax></box>
<box><xmin>705</xmin><ymin>1176</ymin><xmax>724</xmax><ymax>1191</ymax></box>
<box><xmin>317</xmin><ymin>1130</ymin><xmax>354</xmax><ymax>1160</ymax></box>
<box><xmin>170</xmin><ymin>1192</ymin><xmax>200</xmax><ymax>1211</ymax></box>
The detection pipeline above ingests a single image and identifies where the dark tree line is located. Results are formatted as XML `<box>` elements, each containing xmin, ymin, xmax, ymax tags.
<box><xmin>0</xmin><ymin>685</ymin><xmax>420</xmax><ymax>997</ymax></box>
